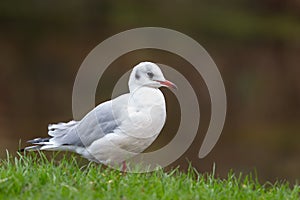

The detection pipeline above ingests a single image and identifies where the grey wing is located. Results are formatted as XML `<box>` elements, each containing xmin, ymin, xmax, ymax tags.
<box><xmin>49</xmin><ymin>94</ymin><xmax>128</xmax><ymax>147</ymax></box>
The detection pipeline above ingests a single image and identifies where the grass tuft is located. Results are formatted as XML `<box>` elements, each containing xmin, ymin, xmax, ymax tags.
<box><xmin>0</xmin><ymin>152</ymin><xmax>299</xmax><ymax>200</ymax></box>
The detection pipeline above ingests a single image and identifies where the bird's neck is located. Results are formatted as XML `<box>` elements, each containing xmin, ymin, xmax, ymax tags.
<box><xmin>129</xmin><ymin>87</ymin><xmax>165</xmax><ymax>108</ymax></box>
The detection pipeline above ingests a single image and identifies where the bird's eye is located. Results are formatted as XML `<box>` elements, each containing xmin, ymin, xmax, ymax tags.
<box><xmin>147</xmin><ymin>72</ymin><xmax>154</xmax><ymax>78</ymax></box>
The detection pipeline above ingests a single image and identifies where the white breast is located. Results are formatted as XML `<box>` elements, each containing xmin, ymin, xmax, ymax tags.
<box><xmin>86</xmin><ymin>87</ymin><xmax>167</xmax><ymax>164</ymax></box>
<box><xmin>123</xmin><ymin>87</ymin><xmax>166</xmax><ymax>138</ymax></box>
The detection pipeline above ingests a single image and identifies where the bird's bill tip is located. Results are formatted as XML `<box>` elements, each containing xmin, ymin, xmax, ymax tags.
<box><xmin>156</xmin><ymin>80</ymin><xmax>178</xmax><ymax>90</ymax></box>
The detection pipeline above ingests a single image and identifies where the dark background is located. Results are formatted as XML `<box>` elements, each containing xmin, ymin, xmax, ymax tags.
<box><xmin>0</xmin><ymin>0</ymin><xmax>299</xmax><ymax>183</ymax></box>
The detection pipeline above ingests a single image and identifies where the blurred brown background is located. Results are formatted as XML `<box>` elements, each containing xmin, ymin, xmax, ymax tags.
<box><xmin>0</xmin><ymin>0</ymin><xmax>299</xmax><ymax>183</ymax></box>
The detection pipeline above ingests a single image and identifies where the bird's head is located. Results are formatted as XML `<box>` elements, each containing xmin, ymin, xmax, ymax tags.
<box><xmin>129</xmin><ymin>62</ymin><xmax>177</xmax><ymax>92</ymax></box>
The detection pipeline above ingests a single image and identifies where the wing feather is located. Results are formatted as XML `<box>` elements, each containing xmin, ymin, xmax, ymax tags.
<box><xmin>48</xmin><ymin>94</ymin><xmax>128</xmax><ymax>147</ymax></box>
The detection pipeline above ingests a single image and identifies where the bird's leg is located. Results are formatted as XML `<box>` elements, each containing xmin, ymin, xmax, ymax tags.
<box><xmin>122</xmin><ymin>160</ymin><xmax>127</xmax><ymax>172</ymax></box>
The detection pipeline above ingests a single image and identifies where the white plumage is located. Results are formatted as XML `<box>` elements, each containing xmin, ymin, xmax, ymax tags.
<box><xmin>25</xmin><ymin>62</ymin><xmax>176</xmax><ymax>166</ymax></box>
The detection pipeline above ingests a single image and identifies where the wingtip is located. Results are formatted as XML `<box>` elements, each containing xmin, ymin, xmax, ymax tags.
<box><xmin>21</xmin><ymin>146</ymin><xmax>41</xmax><ymax>151</ymax></box>
<box><xmin>27</xmin><ymin>137</ymin><xmax>50</xmax><ymax>144</ymax></box>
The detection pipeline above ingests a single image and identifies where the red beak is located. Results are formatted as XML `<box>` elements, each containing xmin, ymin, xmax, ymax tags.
<box><xmin>156</xmin><ymin>80</ymin><xmax>177</xmax><ymax>90</ymax></box>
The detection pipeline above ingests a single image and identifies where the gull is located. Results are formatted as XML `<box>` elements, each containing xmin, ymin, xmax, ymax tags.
<box><xmin>24</xmin><ymin>62</ymin><xmax>176</xmax><ymax>169</ymax></box>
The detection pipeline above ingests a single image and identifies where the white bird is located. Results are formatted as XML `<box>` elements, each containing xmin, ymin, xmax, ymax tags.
<box><xmin>24</xmin><ymin>62</ymin><xmax>176</xmax><ymax>168</ymax></box>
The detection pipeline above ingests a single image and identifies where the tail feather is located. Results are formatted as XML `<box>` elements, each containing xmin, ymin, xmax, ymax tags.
<box><xmin>23</xmin><ymin>145</ymin><xmax>42</xmax><ymax>151</ymax></box>
<box><xmin>48</xmin><ymin>120</ymin><xmax>77</xmax><ymax>137</ymax></box>
<box><xmin>24</xmin><ymin>137</ymin><xmax>78</xmax><ymax>152</ymax></box>
<box><xmin>27</xmin><ymin>137</ymin><xmax>51</xmax><ymax>144</ymax></box>
<box><xmin>23</xmin><ymin>137</ymin><xmax>52</xmax><ymax>152</ymax></box>
<box><xmin>23</xmin><ymin>120</ymin><xmax>80</xmax><ymax>153</ymax></box>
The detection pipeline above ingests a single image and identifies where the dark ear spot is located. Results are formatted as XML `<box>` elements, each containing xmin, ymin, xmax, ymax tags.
<box><xmin>135</xmin><ymin>71</ymin><xmax>140</xmax><ymax>79</ymax></box>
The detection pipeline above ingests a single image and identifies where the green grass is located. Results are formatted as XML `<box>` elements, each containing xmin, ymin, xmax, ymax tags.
<box><xmin>0</xmin><ymin>152</ymin><xmax>299</xmax><ymax>200</ymax></box>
